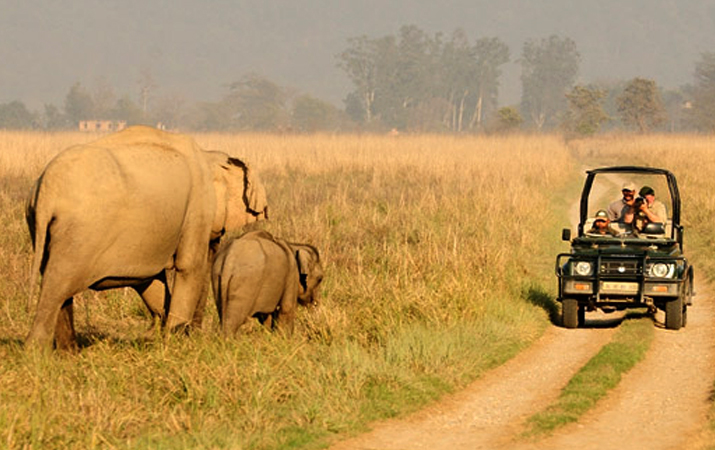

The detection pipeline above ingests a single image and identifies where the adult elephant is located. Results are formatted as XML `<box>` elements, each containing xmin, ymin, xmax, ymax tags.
<box><xmin>25</xmin><ymin>126</ymin><xmax>268</xmax><ymax>350</ymax></box>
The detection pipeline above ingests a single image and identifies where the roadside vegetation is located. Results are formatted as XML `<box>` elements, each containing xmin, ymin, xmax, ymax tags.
<box><xmin>0</xmin><ymin>132</ymin><xmax>573</xmax><ymax>449</ymax></box>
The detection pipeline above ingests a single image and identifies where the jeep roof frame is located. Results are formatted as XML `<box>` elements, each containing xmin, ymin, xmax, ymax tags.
<box><xmin>578</xmin><ymin>166</ymin><xmax>682</xmax><ymax>245</ymax></box>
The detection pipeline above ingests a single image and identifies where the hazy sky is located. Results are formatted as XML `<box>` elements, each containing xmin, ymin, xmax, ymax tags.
<box><xmin>2</xmin><ymin>0</ymin><xmax>714</xmax><ymax>110</ymax></box>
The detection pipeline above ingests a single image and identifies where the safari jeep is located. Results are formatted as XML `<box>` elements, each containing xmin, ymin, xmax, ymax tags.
<box><xmin>556</xmin><ymin>166</ymin><xmax>693</xmax><ymax>330</ymax></box>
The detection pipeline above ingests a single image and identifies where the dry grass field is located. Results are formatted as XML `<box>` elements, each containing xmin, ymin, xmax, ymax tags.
<box><xmin>7</xmin><ymin>131</ymin><xmax>715</xmax><ymax>449</ymax></box>
<box><xmin>0</xmin><ymin>131</ymin><xmax>573</xmax><ymax>449</ymax></box>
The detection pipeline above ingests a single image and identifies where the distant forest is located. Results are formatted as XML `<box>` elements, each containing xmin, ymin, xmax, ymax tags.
<box><xmin>2</xmin><ymin>25</ymin><xmax>715</xmax><ymax>135</ymax></box>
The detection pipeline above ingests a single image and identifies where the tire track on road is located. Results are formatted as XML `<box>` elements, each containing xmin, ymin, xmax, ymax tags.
<box><xmin>512</xmin><ymin>287</ymin><xmax>715</xmax><ymax>450</ymax></box>
<box><xmin>329</xmin><ymin>324</ymin><xmax>618</xmax><ymax>450</ymax></box>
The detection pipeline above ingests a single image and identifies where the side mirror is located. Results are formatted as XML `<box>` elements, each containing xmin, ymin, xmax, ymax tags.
<box><xmin>562</xmin><ymin>228</ymin><xmax>572</xmax><ymax>241</ymax></box>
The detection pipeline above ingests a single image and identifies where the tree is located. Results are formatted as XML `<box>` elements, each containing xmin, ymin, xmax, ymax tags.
<box><xmin>152</xmin><ymin>93</ymin><xmax>187</xmax><ymax>130</ymax></box>
<box><xmin>337</xmin><ymin>35</ymin><xmax>380</xmax><ymax>124</ymax></box>
<box><xmin>291</xmin><ymin>95</ymin><xmax>342</xmax><ymax>132</ymax></box>
<box><xmin>381</xmin><ymin>25</ymin><xmax>437</xmax><ymax>130</ymax></box>
<box><xmin>565</xmin><ymin>85</ymin><xmax>609</xmax><ymax>135</ymax></box>
<box><xmin>91</xmin><ymin>77</ymin><xmax>117</xmax><ymax>120</ymax></box>
<box><xmin>661</xmin><ymin>88</ymin><xmax>689</xmax><ymax>133</ymax></box>
<box><xmin>64</xmin><ymin>82</ymin><xmax>95</xmax><ymax>125</ymax></box>
<box><xmin>0</xmin><ymin>101</ymin><xmax>37</xmax><ymax>129</ymax></box>
<box><xmin>616</xmin><ymin>77</ymin><xmax>666</xmax><ymax>133</ymax></box>
<box><xmin>42</xmin><ymin>104</ymin><xmax>69</xmax><ymax>130</ymax></box>
<box><xmin>470</xmin><ymin>37</ymin><xmax>509</xmax><ymax>131</ymax></box>
<box><xmin>439</xmin><ymin>29</ymin><xmax>476</xmax><ymax>132</ymax></box>
<box><xmin>488</xmin><ymin>106</ymin><xmax>523</xmax><ymax>133</ymax></box>
<box><xmin>520</xmin><ymin>35</ymin><xmax>580</xmax><ymax>130</ymax></box>
<box><xmin>137</xmin><ymin>68</ymin><xmax>157</xmax><ymax>118</ymax></box>
<box><xmin>437</xmin><ymin>31</ymin><xmax>509</xmax><ymax>133</ymax></box>
<box><xmin>225</xmin><ymin>73</ymin><xmax>290</xmax><ymax>131</ymax></box>
<box><xmin>111</xmin><ymin>95</ymin><xmax>147</xmax><ymax>126</ymax></box>
<box><xmin>183</xmin><ymin>101</ymin><xmax>233</xmax><ymax>132</ymax></box>
<box><xmin>686</xmin><ymin>53</ymin><xmax>715</xmax><ymax>132</ymax></box>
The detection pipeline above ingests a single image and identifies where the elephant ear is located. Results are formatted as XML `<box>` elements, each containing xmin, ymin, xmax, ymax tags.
<box><xmin>231</xmin><ymin>157</ymin><xmax>268</xmax><ymax>218</ymax></box>
<box><xmin>295</xmin><ymin>249</ymin><xmax>310</xmax><ymax>292</ymax></box>
<box><xmin>208</xmin><ymin>151</ymin><xmax>268</xmax><ymax>235</ymax></box>
<box><xmin>295</xmin><ymin>245</ymin><xmax>320</xmax><ymax>289</ymax></box>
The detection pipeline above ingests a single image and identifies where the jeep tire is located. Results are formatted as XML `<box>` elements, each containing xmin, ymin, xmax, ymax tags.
<box><xmin>665</xmin><ymin>296</ymin><xmax>683</xmax><ymax>330</ymax></box>
<box><xmin>562</xmin><ymin>299</ymin><xmax>580</xmax><ymax>329</ymax></box>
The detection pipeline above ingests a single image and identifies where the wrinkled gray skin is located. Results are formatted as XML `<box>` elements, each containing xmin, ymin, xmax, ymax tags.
<box><xmin>212</xmin><ymin>230</ymin><xmax>323</xmax><ymax>335</ymax></box>
<box><xmin>25</xmin><ymin>126</ymin><xmax>268</xmax><ymax>350</ymax></box>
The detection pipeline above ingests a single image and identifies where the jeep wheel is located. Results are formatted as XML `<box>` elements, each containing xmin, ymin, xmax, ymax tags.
<box><xmin>665</xmin><ymin>296</ymin><xmax>683</xmax><ymax>330</ymax></box>
<box><xmin>562</xmin><ymin>299</ymin><xmax>579</xmax><ymax>329</ymax></box>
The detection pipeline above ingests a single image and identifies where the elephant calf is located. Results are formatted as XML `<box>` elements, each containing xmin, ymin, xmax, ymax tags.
<box><xmin>211</xmin><ymin>230</ymin><xmax>323</xmax><ymax>335</ymax></box>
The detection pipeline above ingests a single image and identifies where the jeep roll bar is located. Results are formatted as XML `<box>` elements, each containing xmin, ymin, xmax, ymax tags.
<box><xmin>578</xmin><ymin>166</ymin><xmax>683</xmax><ymax>248</ymax></box>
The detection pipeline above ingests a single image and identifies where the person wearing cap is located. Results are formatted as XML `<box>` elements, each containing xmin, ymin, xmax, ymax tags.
<box><xmin>633</xmin><ymin>185</ymin><xmax>666</xmax><ymax>226</ymax></box>
<box><xmin>587</xmin><ymin>209</ymin><xmax>620</xmax><ymax>237</ymax></box>
<box><xmin>607</xmin><ymin>182</ymin><xmax>637</xmax><ymax>223</ymax></box>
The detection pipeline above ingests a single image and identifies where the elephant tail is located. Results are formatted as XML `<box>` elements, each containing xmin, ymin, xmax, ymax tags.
<box><xmin>25</xmin><ymin>181</ymin><xmax>50</xmax><ymax>312</ymax></box>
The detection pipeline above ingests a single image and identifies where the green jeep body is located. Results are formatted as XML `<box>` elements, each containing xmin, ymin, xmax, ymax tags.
<box><xmin>556</xmin><ymin>166</ymin><xmax>693</xmax><ymax>330</ymax></box>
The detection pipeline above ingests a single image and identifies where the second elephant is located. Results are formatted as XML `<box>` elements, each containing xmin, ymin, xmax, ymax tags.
<box><xmin>211</xmin><ymin>230</ymin><xmax>323</xmax><ymax>335</ymax></box>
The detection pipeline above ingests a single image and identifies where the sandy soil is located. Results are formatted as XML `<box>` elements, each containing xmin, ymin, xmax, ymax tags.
<box><xmin>329</xmin><ymin>178</ymin><xmax>715</xmax><ymax>450</ymax></box>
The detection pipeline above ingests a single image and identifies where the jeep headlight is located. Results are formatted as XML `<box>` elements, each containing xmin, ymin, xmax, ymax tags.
<box><xmin>573</xmin><ymin>261</ymin><xmax>593</xmax><ymax>276</ymax></box>
<box><xmin>647</xmin><ymin>262</ymin><xmax>675</xmax><ymax>279</ymax></box>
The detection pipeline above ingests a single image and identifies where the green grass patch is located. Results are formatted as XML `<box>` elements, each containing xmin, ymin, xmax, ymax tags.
<box><xmin>521</xmin><ymin>314</ymin><xmax>654</xmax><ymax>438</ymax></box>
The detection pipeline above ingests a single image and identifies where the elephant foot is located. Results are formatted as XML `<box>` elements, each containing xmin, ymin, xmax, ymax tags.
<box><xmin>165</xmin><ymin>312</ymin><xmax>194</xmax><ymax>335</ymax></box>
<box><xmin>54</xmin><ymin>298</ymin><xmax>78</xmax><ymax>352</ymax></box>
<box><xmin>54</xmin><ymin>336</ymin><xmax>79</xmax><ymax>353</ymax></box>
<box><xmin>141</xmin><ymin>317</ymin><xmax>164</xmax><ymax>341</ymax></box>
<box><xmin>24</xmin><ymin>332</ymin><xmax>54</xmax><ymax>351</ymax></box>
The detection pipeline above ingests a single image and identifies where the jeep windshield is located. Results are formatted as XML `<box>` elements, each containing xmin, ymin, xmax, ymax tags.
<box><xmin>574</xmin><ymin>166</ymin><xmax>681</xmax><ymax>246</ymax></box>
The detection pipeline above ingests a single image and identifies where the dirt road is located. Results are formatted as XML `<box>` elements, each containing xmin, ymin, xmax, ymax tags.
<box><xmin>329</xmin><ymin>181</ymin><xmax>715</xmax><ymax>450</ymax></box>
<box><xmin>329</xmin><ymin>292</ymin><xmax>715</xmax><ymax>450</ymax></box>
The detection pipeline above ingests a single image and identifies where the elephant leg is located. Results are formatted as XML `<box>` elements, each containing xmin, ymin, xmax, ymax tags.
<box><xmin>133</xmin><ymin>275</ymin><xmax>170</xmax><ymax>333</ymax></box>
<box><xmin>165</xmin><ymin>268</ymin><xmax>208</xmax><ymax>332</ymax></box>
<box><xmin>190</xmin><ymin>274</ymin><xmax>210</xmax><ymax>329</ymax></box>
<box><xmin>192</xmin><ymin>242</ymin><xmax>220</xmax><ymax>328</ymax></box>
<box><xmin>256</xmin><ymin>312</ymin><xmax>273</xmax><ymax>329</ymax></box>
<box><xmin>221</xmin><ymin>299</ymin><xmax>252</xmax><ymax>336</ymax></box>
<box><xmin>274</xmin><ymin>300</ymin><xmax>296</xmax><ymax>334</ymax></box>
<box><xmin>26</xmin><ymin>271</ymin><xmax>83</xmax><ymax>350</ymax></box>
<box><xmin>54</xmin><ymin>298</ymin><xmax>78</xmax><ymax>352</ymax></box>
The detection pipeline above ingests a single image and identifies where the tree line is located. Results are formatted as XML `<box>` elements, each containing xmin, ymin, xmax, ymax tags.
<box><xmin>3</xmin><ymin>25</ymin><xmax>715</xmax><ymax>134</ymax></box>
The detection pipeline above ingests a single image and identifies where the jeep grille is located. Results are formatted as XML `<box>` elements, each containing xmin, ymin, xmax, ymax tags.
<box><xmin>599</xmin><ymin>260</ymin><xmax>640</xmax><ymax>275</ymax></box>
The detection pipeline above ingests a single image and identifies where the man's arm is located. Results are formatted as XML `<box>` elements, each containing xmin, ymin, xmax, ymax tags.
<box><xmin>640</xmin><ymin>202</ymin><xmax>665</xmax><ymax>223</ymax></box>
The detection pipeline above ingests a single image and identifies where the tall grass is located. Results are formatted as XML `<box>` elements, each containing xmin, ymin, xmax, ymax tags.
<box><xmin>0</xmin><ymin>131</ymin><xmax>573</xmax><ymax>449</ymax></box>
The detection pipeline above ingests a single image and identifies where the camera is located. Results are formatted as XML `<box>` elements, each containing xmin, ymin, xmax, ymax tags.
<box><xmin>634</xmin><ymin>196</ymin><xmax>646</xmax><ymax>207</ymax></box>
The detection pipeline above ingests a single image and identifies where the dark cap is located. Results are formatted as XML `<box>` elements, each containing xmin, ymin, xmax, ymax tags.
<box><xmin>639</xmin><ymin>186</ymin><xmax>655</xmax><ymax>196</ymax></box>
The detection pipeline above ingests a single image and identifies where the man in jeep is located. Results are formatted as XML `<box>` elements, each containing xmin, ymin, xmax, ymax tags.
<box><xmin>586</xmin><ymin>209</ymin><xmax>620</xmax><ymax>237</ymax></box>
<box><xmin>607</xmin><ymin>182</ymin><xmax>637</xmax><ymax>223</ymax></box>
<box><xmin>634</xmin><ymin>185</ymin><xmax>667</xmax><ymax>227</ymax></box>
